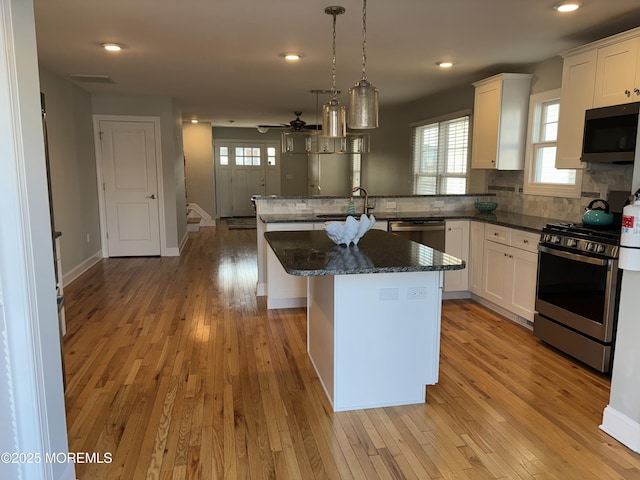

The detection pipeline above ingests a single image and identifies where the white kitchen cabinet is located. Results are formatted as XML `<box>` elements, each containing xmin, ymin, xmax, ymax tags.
<box><xmin>509</xmin><ymin>247</ymin><xmax>538</xmax><ymax>320</ymax></box>
<box><xmin>471</xmin><ymin>73</ymin><xmax>533</xmax><ymax>170</ymax></box>
<box><xmin>556</xmin><ymin>50</ymin><xmax>597</xmax><ymax>169</ymax></box>
<box><xmin>482</xmin><ymin>226</ymin><xmax>539</xmax><ymax>322</ymax></box>
<box><xmin>266</xmin><ymin>220</ymin><xmax>386</xmax><ymax>309</ymax></box>
<box><xmin>266</xmin><ymin>222</ymin><xmax>317</xmax><ymax>309</ymax></box>
<box><xmin>444</xmin><ymin>220</ymin><xmax>469</xmax><ymax>293</ymax></box>
<box><xmin>593</xmin><ymin>37</ymin><xmax>640</xmax><ymax>108</ymax></box>
<box><xmin>482</xmin><ymin>240</ymin><xmax>511</xmax><ymax>306</ymax></box>
<box><xmin>469</xmin><ymin>221</ymin><xmax>485</xmax><ymax>295</ymax></box>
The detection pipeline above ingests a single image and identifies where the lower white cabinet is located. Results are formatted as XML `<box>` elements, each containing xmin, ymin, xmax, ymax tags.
<box><xmin>469</xmin><ymin>221</ymin><xmax>485</xmax><ymax>295</ymax></box>
<box><xmin>482</xmin><ymin>226</ymin><xmax>539</xmax><ymax>321</ymax></box>
<box><xmin>444</xmin><ymin>220</ymin><xmax>469</xmax><ymax>292</ymax></box>
<box><xmin>266</xmin><ymin>220</ymin><xmax>388</xmax><ymax>309</ymax></box>
<box><xmin>266</xmin><ymin>222</ymin><xmax>317</xmax><ymax>309</ymax></box>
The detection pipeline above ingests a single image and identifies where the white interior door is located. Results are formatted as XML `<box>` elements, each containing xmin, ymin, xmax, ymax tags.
<box><xmin>98</xmin><ymin>119</ymin><xmax>161</xmax><ymax>256</ymax></box>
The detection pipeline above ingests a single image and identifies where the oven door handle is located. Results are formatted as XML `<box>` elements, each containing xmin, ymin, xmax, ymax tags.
<box><xmin>538</xmin><ymin>245</ymin><xmax>609</xmax><ymax>266</ymax></box>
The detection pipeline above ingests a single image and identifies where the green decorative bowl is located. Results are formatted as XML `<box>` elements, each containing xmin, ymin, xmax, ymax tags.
<box><xmin>475</xmin><ymin>201</ymin><xmax>498</xmax><ymax>212</ymax></box>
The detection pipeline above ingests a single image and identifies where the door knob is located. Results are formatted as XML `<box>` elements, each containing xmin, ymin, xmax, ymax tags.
<box><xmin>146</xmin><ymin>194</ymin><xmax>156</xmax><ymax>199</ymax></box>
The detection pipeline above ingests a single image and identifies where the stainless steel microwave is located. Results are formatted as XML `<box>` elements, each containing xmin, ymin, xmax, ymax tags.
<box><xmin>581</xmin><ymin>102</ymin><xmax>640</xmax><ymax>164</ymax></box>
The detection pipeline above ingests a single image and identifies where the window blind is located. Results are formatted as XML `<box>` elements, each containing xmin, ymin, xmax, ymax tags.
<box><xmin>411</xmin><ymin>115</ymin><xmax>469</xmax><ymax>194</ymax></box>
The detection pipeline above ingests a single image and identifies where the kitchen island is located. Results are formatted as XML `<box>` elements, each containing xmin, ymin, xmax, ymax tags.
<box><xmin>264</xmin><ymin>229</ymin><xmax>464</xmax><ymax>412</ymax></box>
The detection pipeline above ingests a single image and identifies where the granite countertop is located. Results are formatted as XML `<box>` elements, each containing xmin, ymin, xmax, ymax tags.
<box><xmin>260</xmin><ymin>210</ymin><xmax>561</xmax><ymax>234</ymax></box>
<box><xmin>264</xmin><ymin>229</ymin><xmax>465</xmax><ymax>276</ymax></box>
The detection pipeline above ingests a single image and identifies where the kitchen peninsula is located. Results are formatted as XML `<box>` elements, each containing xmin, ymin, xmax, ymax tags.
<box><xmin>265</xmin><ymin>229</ymin><xmax>464</xmax><ymax>412</ymax></box>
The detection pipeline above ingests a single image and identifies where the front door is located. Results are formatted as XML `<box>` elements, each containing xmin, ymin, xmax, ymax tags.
<box><xmin>215</xmin><ymin>141</ymin><xmax>281</xmax><ymax>217</ymax></box>
<box><xmin>97</xmin><ymin>118</ymin><xmax>161</xmax><ymax>256</ymax></box>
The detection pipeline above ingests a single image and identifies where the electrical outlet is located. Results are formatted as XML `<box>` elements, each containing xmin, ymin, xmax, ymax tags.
<box><xmin>386</xmin><ymin>201</ymin><xmax>397</xmax><ymax>209</ymax></box>
<box><xmin>379</xmin><ymin>287</ymin><xmax>399</xmax><ymax>301</ymax></box>
<box><xmin>407</xmin><ymin>287</ymin><xmax>427</xmax><ymax>299</ymax></box>
<box><xmin>434</xmin><ymin>200</ymin><xmax>445</xmax><ymax>207</ymax></box>
<box><xmin>295</xmin><ymin>203</ymin><xmax>307</xmax><ymax>210</ymax></box>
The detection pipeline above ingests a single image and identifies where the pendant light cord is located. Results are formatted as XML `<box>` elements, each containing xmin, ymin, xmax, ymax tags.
<box><xmin>361</xmin><ymin>0</ymin><xmax>367</xmax><ymax>81</ymax></box>
<box><xmin>331</xmin><ymin>10</ymin><xmax>338</xmax><ymax>101</ymax></box>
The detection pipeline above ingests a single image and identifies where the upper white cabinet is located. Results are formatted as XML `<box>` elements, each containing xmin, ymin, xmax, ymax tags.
<box><xmin>556</xmin><ymin>27</ymin><xmax>640</xmax><ymax>169</ymax></box>
<box><xmin>593</xmin><ymin>37</ymin><xmax>640</xmax><ymax>108</ymax></box>
<box><xmin>556</xmin><ymin>50</ymin><xmax>597</xmax><ymax>169</ymax></box>
<box><xmin>471</xmin><ymin>73</ymin><xmax>533</xmax><ymax>170</ymax></box>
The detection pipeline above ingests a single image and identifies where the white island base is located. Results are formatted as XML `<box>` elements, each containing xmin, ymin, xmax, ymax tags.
<box><xmin>307</xmin><ymin>270</ymin><xmax>443</xmax><ymax>412</ymax></box>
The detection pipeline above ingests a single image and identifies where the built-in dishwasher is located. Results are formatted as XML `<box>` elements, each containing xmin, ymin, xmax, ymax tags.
<box><xmin>388</xmin><ymin>219</ymin><xmax>446</xmax><ymax>251</ymax></box>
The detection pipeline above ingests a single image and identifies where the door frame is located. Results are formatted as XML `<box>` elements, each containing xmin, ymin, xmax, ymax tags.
<box><xmin>93</xmin><ymin>115</ymin><xmax>167</xmax><ymax>257</ymax></box>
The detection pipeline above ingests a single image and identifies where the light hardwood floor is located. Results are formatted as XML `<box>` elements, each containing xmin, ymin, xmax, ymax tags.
<box><xmin>63</xmin><ymin>223</ymin><xmax>640</xmax><ymax>479</ymax></box>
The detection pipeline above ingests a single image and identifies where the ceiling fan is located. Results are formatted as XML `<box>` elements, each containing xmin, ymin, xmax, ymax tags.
<box><xmin>256</xmin><ymin>111</ymin><xmax>321</xmax><ymax>134</ymax></box>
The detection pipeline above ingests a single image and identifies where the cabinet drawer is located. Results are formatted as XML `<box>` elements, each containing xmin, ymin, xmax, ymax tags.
<box><xmin>511</xmin><ymin>230</ymin><xmax>539</xmax><ymax>253</ymax></box>
<box><xmin>485</xmin><ymin>225</ymin><xmax>510</xmax><ymax>245</ymax></box>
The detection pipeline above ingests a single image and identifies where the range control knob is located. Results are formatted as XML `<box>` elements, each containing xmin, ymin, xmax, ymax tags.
<box><xmin>567</xmin><ymin>238</ymin><xmax>577</xmax><ymax>247</ymax></box>
<box><xmin>596</xmin><ymin>244</ymin><xmax>606</xmax><ymax>254</ymax></box>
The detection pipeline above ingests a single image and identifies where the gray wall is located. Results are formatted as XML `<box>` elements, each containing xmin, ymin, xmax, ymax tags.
<box><xmin>38</xmin><ymin>67</ymin><xmax>101</xmax><ymax>278</ymax></box>
<box><xmin>212</xmin><ymin>126</ymin><xmax>309</xmax><ymax>197</ymax></box>
<box><xmin>92</xmin><ymin>93</ymin><xmax>186</xmax><ymax>250</ymax></box>
<box><xmin>183</xmin><ymin>122</ymin><xmax>215</xmax><ymax>217</ymax></box>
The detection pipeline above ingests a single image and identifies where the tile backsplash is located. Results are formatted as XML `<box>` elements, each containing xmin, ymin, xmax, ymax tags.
<box><xmin>487</xmin><ymin>165</ymin><xmax>633</xmax><ymax>222</ymax></box>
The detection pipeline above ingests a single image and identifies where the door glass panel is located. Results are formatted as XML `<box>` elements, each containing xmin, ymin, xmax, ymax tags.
<box><xmin>267</xmin><ymin>147</ymin><xmax>276</xmax><ymax>166</ymax></box>
<box><xmin>219</xmin><ymin>146</ymin><xmax>229</xmax><ymax>165</ymax></box>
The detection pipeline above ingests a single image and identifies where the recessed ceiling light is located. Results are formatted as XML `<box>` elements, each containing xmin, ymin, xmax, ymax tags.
<box><xmin>191</xmin><ymin>119</ymin><xmax>199</xmax><ymax>124</ymax></box>
<box><xmin>281</xmin><ymin>53</ymin><xmax>303</xmax><ymax>61</ymax></box>
<box><xmin>101</xmin><ymin>42</ymin><xmax>124</xmax><ymax>52</ymax></box>
<box><xmin>554</xmin><ymin>1</ymin><xmax>581</xmax><ymax>12</ymax></box>
<box><xmin>437</xmin><ymin>61</ymin><xmax>454</xmax><ymax>68</ymax></box>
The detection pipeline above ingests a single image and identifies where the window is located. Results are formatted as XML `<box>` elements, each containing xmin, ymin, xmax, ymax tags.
<box><xmin>267</xmin><ymin>147</ymin><xmax>276</xmax><ymax>166</ymax></box>
<box><xmin>219</xmin><ymin>146</ymin><xmax>229</xmax><ymax>166</ymax></box>
<box><xmin>411</xmin><ymin>113</ymin><xmax>470</xmax><ymax>194</ymax></box>
<box><xmin>235</xmin><ymin>146</ymin><xmax>261</xmax><ymax>166</ymax></box>
<box><xmin>351</xmin><ymin>137</ymin><xmax>362</xmax><ymax>190</ymax></box>
<box><xmin>524</xmin><ymin>89</ymin><xmax>581</xmax><ymax>197</ymax></box>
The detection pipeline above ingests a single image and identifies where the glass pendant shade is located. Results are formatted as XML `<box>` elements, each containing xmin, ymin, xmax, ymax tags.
<box><xmin>348</xmin><ymin>79</ymin><xmax>379</xmax><ymax>129</ymax></box>
<box><xmin>322</xmin><ymin>99</ymin><xmax>347</xmax><ymax>137</ymax></box>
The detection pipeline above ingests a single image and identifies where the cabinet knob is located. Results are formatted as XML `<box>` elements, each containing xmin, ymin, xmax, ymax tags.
<box><xmin>523</xmin><ymin>239</ymin><xmax>529</xmax><ymax>244</ymax></box>
<box><xmin>635</xmin><ymin>88</ymin><xmax>640</xmax><ymax>96</ymax></box>
<box><xmin>625</xmin><ymin>89</ymin><xmax>631</xmax><ymax>97</ymax></box>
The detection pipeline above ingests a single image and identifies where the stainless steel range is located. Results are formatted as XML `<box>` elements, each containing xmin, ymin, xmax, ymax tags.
<box><xmin>534</xmin><ymin>222</ymin><xmax>622</xmax><ymax>373</ymax></box>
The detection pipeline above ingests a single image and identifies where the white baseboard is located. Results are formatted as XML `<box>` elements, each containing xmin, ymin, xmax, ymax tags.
<box><xmin>63</xmin><ymin>250</ymin><xmax>103</xmax><ymax>286</ymax></box>
<box><xmin>256</xmin><ymin>282</ymin><xmax>267</xmax><ymax>296</ymax></box>
<box><xmin>442</xmin><ymin>290</ymin><xmax>471</xmax><ymax>300</ymax></box>
<box><xmin>164</xmin><ymin>246</ymin><xmax>180</xmax><ymax>257</ymax></box>
<box><xmin>470</xmin><ymin>294</ymin><xmax>533</xmax><ymax>330</ymax></box>
<box><xmin>178</xmin><ymin>230</ymin><xmax>189</xmax><ymax>253</ymax></box>
<box><xmin>267</xmin><ymin>297</ymin><xmax>306</xmax><ymax>310</ymax></box>
<box><xmin>601</xmin><ymin>405</ymin><xmax>640</xmax><ymax>453</ymax></box>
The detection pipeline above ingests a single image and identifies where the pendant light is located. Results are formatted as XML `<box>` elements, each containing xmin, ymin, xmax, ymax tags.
<box><xmin>348</xmin><ymin>0</ymin><xmax>379</xmax><ymax>129</ymax></box>
<box><xmin>322</xmin><ymin>6</ymin><xmax>347</xmax><ymax>138</ymax></box>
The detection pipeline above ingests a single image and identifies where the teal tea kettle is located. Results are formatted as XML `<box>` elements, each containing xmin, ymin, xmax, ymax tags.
<box><xmin>582</xmin><ymin>199</ymin><xmax>614</xmax><ymax>226</ymax></box>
